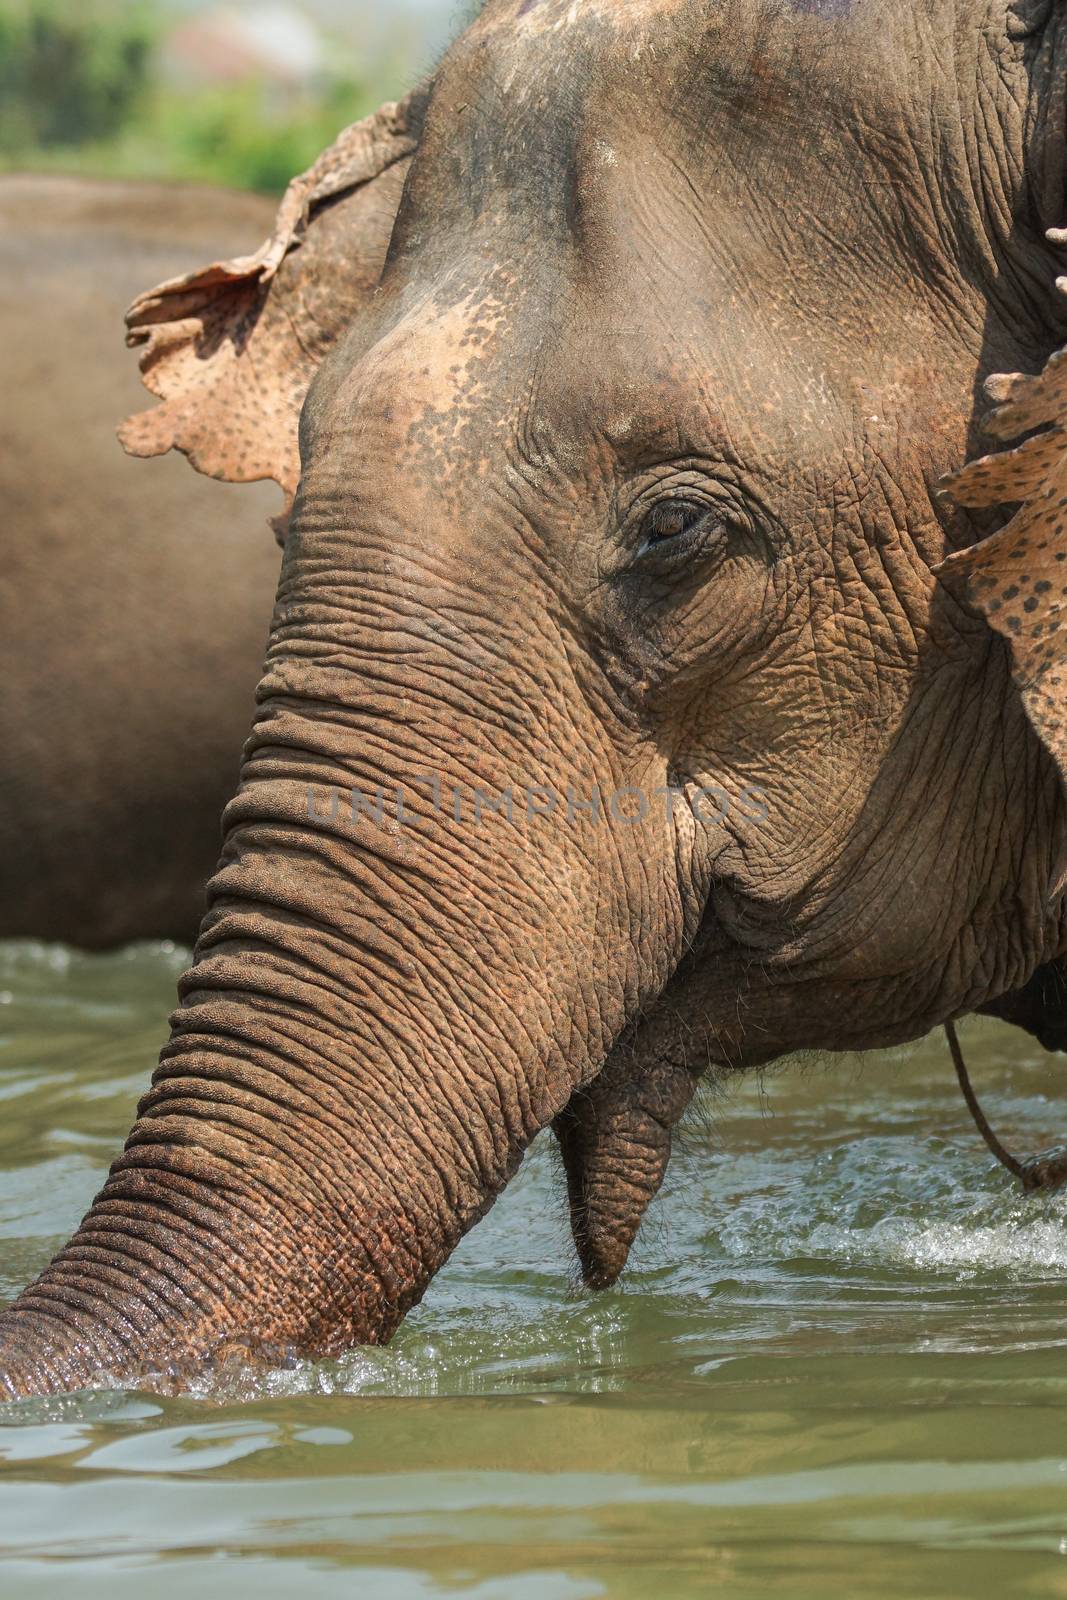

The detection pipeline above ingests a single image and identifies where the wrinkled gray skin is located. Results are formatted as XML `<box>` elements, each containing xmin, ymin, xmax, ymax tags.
<box><xmin>0</xmin><ymin>177</ymin><xmax>280</xmax><ymax>947</ymax></box>
<box><xmin>2</xmin><ymin>0</ymin><xmax>1067</xmax><ymax>1393</ymax></box>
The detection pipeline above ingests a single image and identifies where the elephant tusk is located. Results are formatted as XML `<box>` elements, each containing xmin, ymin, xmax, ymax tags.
<box><xmin>945</xmin><ymin>1021</ymin><xmax>1067</xmax><ymax>1194</ymax></box>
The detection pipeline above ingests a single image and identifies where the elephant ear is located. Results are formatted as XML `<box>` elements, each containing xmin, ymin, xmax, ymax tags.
<box><xmin>119</xmin><ymin>95</ymin><xmax>420</xmax><ymax>540</ymax></box>
<box><xmin>938</xmin><ymin>274</ymin><xmax>1067</xmax><ymax>862</ymax></box>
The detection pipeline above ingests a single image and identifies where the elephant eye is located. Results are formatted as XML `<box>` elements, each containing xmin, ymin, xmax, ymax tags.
<box><xmin>636</xmin><ymin>499</ymin><xmax>718</xmax><ymax>560</ymax></box>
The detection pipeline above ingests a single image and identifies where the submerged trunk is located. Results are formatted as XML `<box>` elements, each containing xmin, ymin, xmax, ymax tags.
<box><xmin>0</xmin><ymin>936</ymin><xmax>543</xmax><ymax>1392</ymax></box>
<box><xmin>0</xmin><ymin>644</ymin><xmax>679</xmax><ymax>1394</ymax></box>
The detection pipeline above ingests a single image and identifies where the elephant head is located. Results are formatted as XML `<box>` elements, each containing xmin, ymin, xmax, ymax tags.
<box><xmin>6</xmin><ymin>0</ymin><xmax>1067</xmax><ymax>1393</ymax></box>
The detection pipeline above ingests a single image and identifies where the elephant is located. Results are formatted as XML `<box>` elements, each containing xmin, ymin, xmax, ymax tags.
<box><xmin>4</xmin><ymin>0</ymin><xmax>1067</xmax><ymax>1395</ymax></box>
<box><xmin>0</xmin><ymin>175</ymin><xmax>281</xmax><ymax>948</ymax></box>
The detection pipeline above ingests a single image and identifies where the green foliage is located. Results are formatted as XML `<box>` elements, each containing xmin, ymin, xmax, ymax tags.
<box><xmin>142</xmin><ymin>79</ymin><xmax>379</xmax><ymax>195</ymax></box>
<box><xmin>0</xmin><ymin>0</ymin><xmax>153</xmax><ymax>152</ymax></box>
<box><xmin>0</xmin><ymin>0</ymin><xmax>394</xmax><ymax>194</ymax></box>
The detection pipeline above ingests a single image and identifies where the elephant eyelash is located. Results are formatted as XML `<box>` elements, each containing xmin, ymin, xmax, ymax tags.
<box><xmin>632</xmin><ymin>499</ymin><xmax>727</xmax><ymax>567</ymax></box>
<box><xmin>638</xmin><ymin>500</ymin><xmax>714</xmax><ymax>551</ymax></box>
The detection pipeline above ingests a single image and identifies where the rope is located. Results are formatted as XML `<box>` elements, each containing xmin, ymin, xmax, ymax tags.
<box><xmin>944</xmin><ymin>1020</ymin><xmax>1028</xmax><ymax>1183</ymax></box>
<box><xmin>945</xmin><ymin>1023</ymin><xmax>1067</xmax><ymax>1193</ymax></box>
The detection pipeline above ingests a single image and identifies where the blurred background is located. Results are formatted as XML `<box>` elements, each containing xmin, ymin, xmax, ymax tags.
<box><xmin>0</xmin><ymin>0</ymin><xmax>463</xmax><ymax>194</ymax></box>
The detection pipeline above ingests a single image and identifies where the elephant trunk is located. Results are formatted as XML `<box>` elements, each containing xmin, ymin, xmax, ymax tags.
<box><xmin>0</xmin><ymin>887</ymin><xmax>559</xmax><ymax>1392</ymax></box>
<box><xmin>0</xmin><ymin>672</ymin><xmax>659</xmax><ymax>1394</ymax></box>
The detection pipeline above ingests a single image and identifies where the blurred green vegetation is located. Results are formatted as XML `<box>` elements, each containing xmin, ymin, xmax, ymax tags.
<box><xmin>0</xmin><ymin>0</ymin><xmax>395</xmax><ymax>193</ymax></box>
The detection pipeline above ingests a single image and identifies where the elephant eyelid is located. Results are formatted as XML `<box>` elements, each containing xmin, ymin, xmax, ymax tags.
<box><xmin>630</xmin><ymin>500</ymin><xmax>727</xmax><ymax>567</ymax></box>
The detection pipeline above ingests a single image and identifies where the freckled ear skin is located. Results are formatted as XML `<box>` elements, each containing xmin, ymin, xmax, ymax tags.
<box><xmin>118</xmin><ymin>95</ymin><xmax>420</xmax><ymax>541</ymax></box>
<box><xmin>939</xmin><ymin>293</ymin><xmax>1067</xmax><ymax>892</ymax></box>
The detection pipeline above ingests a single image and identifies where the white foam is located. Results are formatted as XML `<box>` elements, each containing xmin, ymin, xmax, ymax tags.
<box><xmin>803</xmin><ymin>1212</ymin><xmax>1067</xmax><ymax>1276</ymax></box>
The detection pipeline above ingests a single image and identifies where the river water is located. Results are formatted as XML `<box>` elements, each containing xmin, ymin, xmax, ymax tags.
<box><xmin>0</xmin><ymin>938</ymin><xmax>1065</xmax><ymax>1597</ymax></box>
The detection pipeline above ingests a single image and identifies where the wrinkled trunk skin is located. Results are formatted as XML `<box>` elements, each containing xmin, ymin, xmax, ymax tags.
<box><xmin>0</xmin><ymin>519</ymin><xmax>691</xmax><ymax>1396</ymax></box>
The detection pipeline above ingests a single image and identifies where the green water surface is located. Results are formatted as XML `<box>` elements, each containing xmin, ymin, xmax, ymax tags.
<box><xmin>0</xmin><ymin>939</ymin><xmax>1065</xmax><ymax>1598</ymax></box>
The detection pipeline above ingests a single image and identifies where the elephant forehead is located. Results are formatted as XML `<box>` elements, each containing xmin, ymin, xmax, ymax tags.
<box><xmin>304</xmin><ymin>275</ymin><xmax>544</xmax><ymax>505</ymax></box>
<box><xmin>481</xmin><ymin>0</ymin><xmax>860</xmax><ymax>40</ymax></box>
<box><xmin>414</xmin><ymin>0</ymin><xmax>955</xmax><ymax>265</ymax></box>
<box><xmin>457</xmin><ymin>0</ymin><xmax>917</xmax><ymax>118</ymax></box>
<box><xmin>328</xmin><ymin>290</ymin><xmax>508</xmax><ymax>410</ymax></box>
<box><xmin>491</xmin><ymin>0</ymin><xmax>686</xmax><ymax>36</ymax></box>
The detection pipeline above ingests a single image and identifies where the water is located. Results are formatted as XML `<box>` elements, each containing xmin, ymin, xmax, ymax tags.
<box><xmin>0</xmin><ymin>941</ymin><xmax>1066</xmax><ymax>1597</ymax></box>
